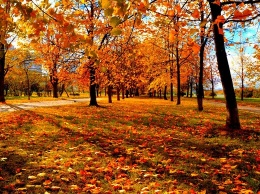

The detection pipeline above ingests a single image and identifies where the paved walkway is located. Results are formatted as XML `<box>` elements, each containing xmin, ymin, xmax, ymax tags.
<box><xmin>206</xmin><ymin>101</ymin><xmax>260</xmax><ymax>114</ymax></box>
<box><xmin>0</xmin><ymin>98</ymin><xmax>90</xmax><ymax>112</ymax></box>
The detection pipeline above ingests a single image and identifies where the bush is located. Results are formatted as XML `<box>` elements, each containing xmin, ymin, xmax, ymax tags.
<box><xmin>209</xmin><ymin>92</ymin><xmax>217</xmax><ymax>97</ymax></box>
<box><xmin>253</xmin><ymin>88</ymin><xmax>260</xmax><ymax>98</ymax></box>
<box><xmin>235</xmin><ymin>88</ymin><xmax>259</xmax><ymax>98</ymax></box>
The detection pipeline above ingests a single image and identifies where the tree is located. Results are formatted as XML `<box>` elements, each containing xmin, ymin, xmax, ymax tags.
<box><xmin>0</xmin><ymin>0</ymin><xmax>36</xmax><ymax>102</ymax></box>
<box><xmin>207</xmin><ymin>0</ymin><xmax>260</xmax><ymax>129</ymax></box>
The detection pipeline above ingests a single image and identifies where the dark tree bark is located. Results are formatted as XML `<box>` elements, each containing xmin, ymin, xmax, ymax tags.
<box><xmin>96</xmin><ymin>84</ymin><xmax>99</xmax><ymax>97</ymax></box>
<box><xmin>173</xmin><ymin>16</ymin><xmax>181</xmax><ymax>105</ymax></box>
<box><xmin>122</xmin><ymin>85</ymin><xmax>125</xmax><ymax>99</ymax></box>
<box><xmin>176</xmin><ymin>46</ymin><xmax>181</xmax><ymax>105</ymax></box>
<box><xmin>117</xmin><ymin>86</ymin><xmax>120</xmax><ymax>101</ymax></box>
<box><xmin>89</xmin><ymin>62</ymin><xmax>98</xmax><ymax>106</ymax></box>
<box><xmin>170</xmin><ymin>82</ymin><xmax>174</xmax><ymax>101</ymax></box>
<box><xmin>25</xmin><ymin>69</ymin><xmax>31</xmax><ymax>100</ymax></box>
<box><xmin>197</xmin><ymin>2</ymin><xmax>207</xmax><ymax>111</ymax></box>
<box><xmin>208</xmin><ymin>0</ymin><xmax>240</xmax><ymax>129</ymax></box>
<box><xmin>0</xmin><ymin>43</ymin><xmax>5</xmax><ymax>102</ymax></box>
<box><xmin>108</xmin><ymin>85</ymin><xmax>112</xmax><ymax>103</ymax></box>
<box><xmin>50</xmin><ymin>65</ymin><xmax>59</xmax><ymax>98</ymax></box>
<box><xmin>189</xmin><ymin>80</ymin><xmax>193</xmax><ymax>98</ymax></box>
<box><xmin>186</xmin><ymin>77</ymin><xmax>189</xmax><ymax>97</ymax></box>
<box><xmin>164</xmin><ymin>85</ymin><xmax>167</xmax><ymax>100</ymax></box>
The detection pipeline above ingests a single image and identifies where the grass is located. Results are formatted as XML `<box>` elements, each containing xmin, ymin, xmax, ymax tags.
<box><xmin>4</xmin><ymin>92</ymin><xmax>90</xmax><ymax>104</ymax></box>
<box><xmin>0</xmin><ymin>97</ymin><xmax>259</xmax><ymax>193</ymax></box>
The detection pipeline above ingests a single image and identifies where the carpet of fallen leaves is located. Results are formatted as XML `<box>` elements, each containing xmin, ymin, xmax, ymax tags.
<box><xmin>0</xmin><ymin>97</ymin><xmax>259</xmax><ymax>194</ymax></box>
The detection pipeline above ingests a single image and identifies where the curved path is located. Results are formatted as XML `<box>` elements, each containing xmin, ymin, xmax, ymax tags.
<box><xmin>0</xmin><ymin>98</ymin><xmax>90</xmax><ymax>112</ymax></box>
<box><xmin>207</xmin><ymin>101</ymin><xmax>260</xmax><ymax>114</ymax></box>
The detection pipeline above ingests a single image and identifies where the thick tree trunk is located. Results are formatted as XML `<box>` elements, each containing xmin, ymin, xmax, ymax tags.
<box><xmin>117</xmin><ymin>86</ymin><xmax>120</xmax><ymax>101</ymax></box>
<box><xmin>164</xmin><ymin>85</ymin><xmax>167</xmax><ymax>100</ymax></box>
<box><xmin>52</xmin><ymin>78</ymin><xmax>58</xmax><ymax>98</ymax></box>
<box><xmin>197</xmin><ymin>39</ymin><xmax>207</xmax><ymax>111</ymax></box>
<box><xmin>208</xmin><ymin>0</ymin><xmax>240</xmax><ymax>129</ymax></box>
<box><xmin>0</xmin><ymin>43</ymin><xmax>5</xmax><ymax>102</ymax></box>
<box><xmin>89</xmin><ymin>63</ymin><xmax>98</xmax><ymax>106</ymax></box>
<box><xmin>108</xmin><ymin>85</ymin><xmax>112</xmax><ymax>103</ymax></box>
<box><xmin>122</xmin><ymin>85</ymin><xmax>125</xmax><ymax>99</ymax></box>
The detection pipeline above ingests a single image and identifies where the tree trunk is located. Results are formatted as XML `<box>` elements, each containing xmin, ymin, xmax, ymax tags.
<box><xmin>186</xmin><ymin>77</ymin><xmax>189</xmax><ymax>97</ymax></box>
<box><xmin>117</xmin><ymin>86</ymin><xmax>120</xmax><ymax>101</ymax></box>
<box><xmin>108</xmin><ymin>85</ymin><xmax>112</xmax><ymax>103</ymax></box>
<box><xmin>197</xmin><ymin>1</ymin><xmax>207</xmax><ymax>111</ymax></box>
<box><xmin>89</xmin><ymin>63</ymin><xmax>98</xmax><ymax>106</ymax></box>
<box><xmin>0</xmin><ymin>43</ymin><xmax>5</xmax><ymax>102</ymax></box>
<box><xmin>170</xmin><ymin>82</ymin><xmax>174</xmax><ymax>101</ymax></box>
<box><xmin>26</xmin><ymin>71</ymin><xmax>30</xmax><ymax>100</ymax></box>
<box><xmin>208</xmin><ymin>0</ymin><xmax>240</xmax><ymax>129</ymax></box>
<box><xmin>176</xmin><ymin>47</ymin><xmax>181</xmax><ymax>105</ymax></box>
<box><xmin>190</xmin><ymin>80</ymin><xmax>193</xmax><ymax>98</ymax></box>
<box><xmin>210</xmin><ymin>65</ymin><xmax>215</xmax><ymax>99</ymax></box>
<box><xmin>96</xmin><ymin>84</ymin><xmax>99</xmax><ymax>97</ymax></box>
<box><xmin>164</xmin><ymin>85</ymin><xmax>167</xmax><ymax>100</ymax></box>
<box><xmin>211</xmin><ymin>80</ymin><xmax>215</xmax><ymax>99</ymax></box>
<box><xmin>52</xmin><ymin>78</ymin><xmax>58</xmax><ymax>98</ymax></box>
<box><xmin>197</xmin><ymin>39</ymin><xmax>207</xmax><ymax>111</ymax></box>
<box><xmin>122</xmin><ymin>85</ymin><xmax>125</xmax><ymax>99</ymax></box>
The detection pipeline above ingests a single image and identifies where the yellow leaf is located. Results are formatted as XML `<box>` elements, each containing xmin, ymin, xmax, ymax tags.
<box><xmin>104</xmin><ymin>8</ymin><xmax>113</xmax><ymax>16</ymax></box>
<box><xmin>200</xmin><ymin>19</ymin><xmax>207</xmax><ymax>27</ymax></box>
<box><xmin>101</xmin><ymin>0</ymin><xmax>110</xmax><ymax>9</ymax></box>
<box><xmin>111</xmin><ymin>28</ymin><xmax>122</xmax><ymax>35</ymax></box>
<box><xmin>110</xmin><ymin>16</ymin><xmax>121</xmax><ymax>28</ymax></box>
<box><xmin>191</xmin><ymin>173</ymin><xmax>199</xmax><ymax>177</ymax></box>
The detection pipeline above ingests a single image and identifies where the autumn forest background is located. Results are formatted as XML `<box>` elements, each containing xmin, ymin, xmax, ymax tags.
<box><xmin>0</xmin><ymin>0</ymin><xmax>260</xmax><ymax>193</ymax></box>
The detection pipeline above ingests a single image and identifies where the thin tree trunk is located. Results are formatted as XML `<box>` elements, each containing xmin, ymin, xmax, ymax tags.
<box><xmin>25</xmin><ymin>71</ymin><xmax>30</xmax><ymax>100</ymax></box>
<box><xmin>186</xmin><ymin>77</ymin><xmax>189</xmax><ymax>97</ymax></box>
<box><xmin>211</xmin><ymin>81</ymin><xmax>215</xmax><ymax>99</ymax></box>
<box><xmin>176</xmin><ymin>47</ymin><xmax>181</xmax><ymax>105</ymax></box>
<box><xmin>0</xmin><ymin>43</ymin><xmax>5</xmax><ymax>102</ymax></box>
<box><xmin>190</xmin><ymin>80</ymin><xmax>193</xmax><ymax>98</ymax></box>
<box><xmin>208</xmin><ymin>0</ymin><xmax>240</xmax><ymax>129</ymax></box>
<box><xmin>197</xmin><ymin>3</ymin><xmax>208</xmax><ymax>111</ymax></box>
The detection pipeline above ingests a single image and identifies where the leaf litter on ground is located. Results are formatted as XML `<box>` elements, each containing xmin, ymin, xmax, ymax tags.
<box><xmin>0</xmin><ymin>97</ymin><xmax>259</xmax><ymax>193</ymax></box>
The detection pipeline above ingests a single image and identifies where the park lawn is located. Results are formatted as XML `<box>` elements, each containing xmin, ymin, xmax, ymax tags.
<box><xmin>4</xmin><ymin>92</ymin><xmax>90</xmax><ymax>104</ymax></box>
<box><xmin>0</xmin><ymin>97</ymin><xmax>259</xmax><ymax>194</ymax></box>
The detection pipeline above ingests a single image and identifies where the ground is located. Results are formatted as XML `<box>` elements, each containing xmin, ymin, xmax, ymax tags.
<box><xmin>0</xmin><ymin>97</ymin><xmax>259</xmax><ymax>194</ymax></box>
